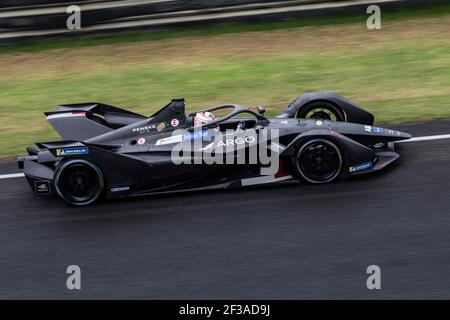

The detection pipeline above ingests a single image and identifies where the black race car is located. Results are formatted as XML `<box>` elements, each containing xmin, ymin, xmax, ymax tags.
<box><xmin>18</xmin><ymin>92</ymin><xmax>411</xmax><ymax>206</ymax></box>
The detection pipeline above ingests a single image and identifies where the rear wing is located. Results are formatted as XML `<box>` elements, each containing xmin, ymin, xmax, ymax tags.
<box><xmin>45</xmin><ymin>102</ymin><xmax>145</xmax><ymax>141</ymax></box>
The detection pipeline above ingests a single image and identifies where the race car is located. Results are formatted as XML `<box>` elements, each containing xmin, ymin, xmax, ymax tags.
<box><xmin>18</xmin><ymin>92</ymin><xmax>411</xmax><ymax>206</ymax></box>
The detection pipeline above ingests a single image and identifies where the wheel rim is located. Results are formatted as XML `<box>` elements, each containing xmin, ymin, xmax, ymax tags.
<box><xmin>55</xmin><ymin>160</ymin><xmax>104</xmax><ymax>205</ymax></box>
<box><xmin>297</xmin><ymin>139</ymin><xmax>342</xmax><ymax>183</ymax></box>
<box><xmin>305</xmin><ymin>108</ymin><xmax>338</xmax><ymax>121</ymax></box>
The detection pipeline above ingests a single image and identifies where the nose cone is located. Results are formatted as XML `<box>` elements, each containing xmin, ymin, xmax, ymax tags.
<box><xmin>401</xmin><ymin>131</ymin><xmax>412</xmax><ymax>140</ymax></box>
<box><xmin>378</xmin><ymin>126</ymin><xmax>412</xmax><ymax>141</ymax></box>
<box><xmin>332</xmin><ymin>121</ymin><xmax>412</xmax><ymax>142</ymax></box>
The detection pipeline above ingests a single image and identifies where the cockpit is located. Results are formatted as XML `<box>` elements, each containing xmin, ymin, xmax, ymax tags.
<box><xmin>148</xmin><ymin>98</ymin><xmax>269</xmax><ymax>132</ymax></box>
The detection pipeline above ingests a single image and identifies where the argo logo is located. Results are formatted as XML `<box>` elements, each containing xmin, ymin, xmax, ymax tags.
<box><xmin>222</xmin><ymin>136</ymin><xmax>256</xmax><ymax>146</ymax></box>
<box><xmin>201</xmin><ymin>136</ymin><xmax>256</xmax><ymax>150</ymax></box>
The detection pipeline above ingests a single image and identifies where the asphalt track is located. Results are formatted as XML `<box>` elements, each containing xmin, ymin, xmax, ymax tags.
<box><xmin>2</xmin><ymin>119</ymin><xmax>450</xmax><ymax>299</ymax></box>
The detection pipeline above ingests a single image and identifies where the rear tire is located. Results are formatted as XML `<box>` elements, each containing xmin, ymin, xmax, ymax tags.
<box><xmin>55</xmin><ymin>159</ymin><xmax>104</xmax><ymax>206</ymax></box>
<box><xmin>297</xmin><ymin>101</ymin><xmax>345</xmax><ymax>122</ymax></box>
<box><xmin>294</xmin><ymin>139</ymin><xmax>343</xmax><ymax>184</ymax></box>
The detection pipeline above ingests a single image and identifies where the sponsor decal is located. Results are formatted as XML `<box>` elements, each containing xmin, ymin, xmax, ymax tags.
<box><xmin>34</xmin><ymin>180</ymin><xmax>51</xmax><ymax>195</ymax></box>
<box><xmin>56</xmin><ymin>147</ymin><xmax>89</xmax><ymax>156</ymax></box>
<box><xmin>315</xmin><ymin>120</ymin><xmax>324</xmax><ymax>126</ymax></box>
<box><xmin>137</xmin><ymin>138</ymin><xmax>146</xmax><ymax>145</ymax></box>
<box><xmin>201</xmin><ymin>136</ymin><xmax>256</xmax><ymax>150</ymax></box>
<box><xmin>222</xmin><ymin>136</ymin><xmax>256</xmax><ymax>146</ymax></box>
<box><xmin>155</xmin><ymin>134</ymin><xmax>183</xmax><ymax>146</ymax></box>
<box><xmin>385</xmin><ymin>128</ymin><xmax>400</xmax><ymax>136</ymax></box>
<box><xmin>183</xmin><ymin>130</ymin><xmax>211</xmax><ymax>141</ymax></box>
<box><xmin>171</xmin><ymin>119</ymin><xmax>179</xmax><ymax>127</ymax></box>
<box><xmin>156</xmin><ymin>130</ymin><xmax>212</xmax><ymax>146</ymax></box>
<box><xmin>349</xmin><ymin>161</ymin><xmax>373</xmax><ymax>173</ymax></box>
<box><xmin>372</xmin><ymin>127</ymin><xmax>384</xmax><ymax>133</ymax></box>
<box><xmin>111</xmin><ymin>186</ymin><xmax>130</xmax><ymax>192</ymax></box>
<box><xmin>156</xmin><ymin>122</ymin><xmax>166</xmax><ymax>132</ymax></box>
<box><xmin>132</xmin><ymin>124</ymin><xmax>156</xmax><ymax>134</ymax></box>
<box><xmin>365</xmin><ymin>126</ymin><xmax>385</xmax><ymax>134</ymax></box>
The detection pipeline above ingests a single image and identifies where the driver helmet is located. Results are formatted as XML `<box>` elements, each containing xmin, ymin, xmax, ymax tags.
<box><xmin>194</xmin><ymin>111</ymin><xmax>216</xmax><ymax>127</ymax></box>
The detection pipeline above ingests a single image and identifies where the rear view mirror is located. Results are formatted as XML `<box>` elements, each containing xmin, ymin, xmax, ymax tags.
<box><xmin>257</xmin><ymin>105</ymin><xmax>266</xmax><ymax>115</ymax></box>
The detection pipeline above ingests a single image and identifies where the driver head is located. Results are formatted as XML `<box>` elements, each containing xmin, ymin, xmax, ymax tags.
<box><xmin>194</xmin><ymin>111</ymin><xmax>216</xmax><ymax>127</ymax></box>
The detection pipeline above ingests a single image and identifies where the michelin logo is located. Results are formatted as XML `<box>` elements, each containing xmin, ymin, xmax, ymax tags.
<box><xmin>56</xmin><ymin>147</ymin><xmax>89</xmax><ymax>156</ymax></box>
<box><xmin>349</xmin><ymin>161</ymin><xmax>373</xmax><ymax>173</ymax></box>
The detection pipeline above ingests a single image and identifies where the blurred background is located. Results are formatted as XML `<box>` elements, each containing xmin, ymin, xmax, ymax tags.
<box><xmin>0</xmin><ymin>0</ymin><xmax>448</xmax><ymax>157</ymax></box>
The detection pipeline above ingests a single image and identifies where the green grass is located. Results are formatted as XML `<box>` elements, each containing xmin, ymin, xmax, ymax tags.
<box><xmin>0</xmin><ymin>3</ymin><xmax>449</xmax><ymax>158</ymax></box>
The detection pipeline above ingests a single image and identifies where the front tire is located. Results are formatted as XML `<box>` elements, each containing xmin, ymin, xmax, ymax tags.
<box><xmin>54</xmin><ymin>159</ymin><xmax>104</xmax><ymax>206</ymax></box>
<box><xmin>294</xmin><ymin>139</ymin><xmax>343</xmax><ymax>184</ymax></box>
<box><xmin>297</xmin><ymin>101</ymin><xmax>345</xmax><ymax>122</ymax></box>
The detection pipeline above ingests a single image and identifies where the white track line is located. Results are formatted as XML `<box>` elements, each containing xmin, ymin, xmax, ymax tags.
<box><xmin>396</xmin><ymin>134</ymin><xmax>450</xmax><ymax>143</ymax></box>
<box><xmin>0</xmin><ymin>173</ymin><xmax>24</xmax><ymax>179</ymax></box>
<box><xmin>0</xmin><ymin>132</ymin><xmax>449</xmax><ymax>180</ymax></box>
